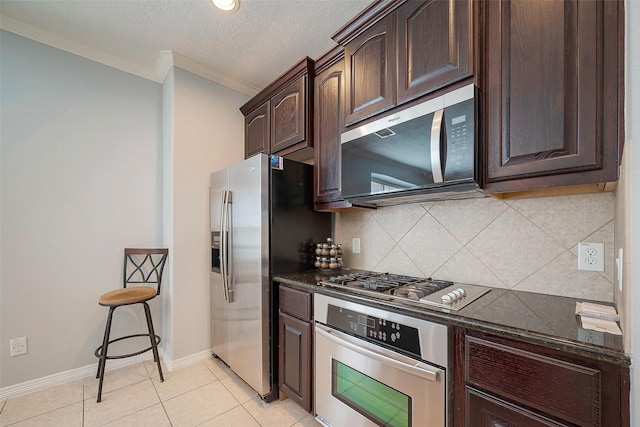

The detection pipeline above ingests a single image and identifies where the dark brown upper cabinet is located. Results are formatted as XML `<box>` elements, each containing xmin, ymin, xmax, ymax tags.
<box><xmin>244</xmin><ymin>101</ymin><xmax>270</xmax><ymax>158</ymax></box>
<box><xmin>342</xmin><ymin>14</ymin><xmax>396</xmax><ymax>127</ymax></box>
<box><xmin>313</xmin><ymin>47</ymin><xmax>356</xmax><ymax>211</ymax></box>
<box><xmin>240</xmin><ymin>57</ymin><xmax>313</xmax><ymax>159</ymax></box>
<box><xmin>271</xmin><ymin>76</ymin><xmax>307</xmax><ymax>153</ymax></box>
<box><xmin>396</xmin><ymin>0</ymin><xmax>473</xmax><ymax>104</ymax></box>
<box><xmin>332</xmin><ymin>0</ymin><xmax>475</xmax><ymax>128</ymax></box>
<box><xmin>483</xmin><ymin>0</ymin><xmax>623</xmax><ymax>194</ymax></box>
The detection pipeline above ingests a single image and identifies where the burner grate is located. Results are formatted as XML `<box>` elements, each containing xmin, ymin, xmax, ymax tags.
<box><xmin>324</xmin><ymin>271</ymin><xmax>452</xmax><ymax>297</ymax></box>
<box><xmin>319</xmin><ymin>271</ymin><xmax>490</xmax><ymax>311</ymax></box>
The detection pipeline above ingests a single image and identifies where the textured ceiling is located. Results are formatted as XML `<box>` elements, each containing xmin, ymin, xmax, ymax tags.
<box><xmin>0</xmin><ymin>0</ymin><xmax>370</xmax><ymax>94</ymax></box>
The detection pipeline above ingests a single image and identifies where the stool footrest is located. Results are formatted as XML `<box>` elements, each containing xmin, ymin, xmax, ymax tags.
<box><xmin>94</xmin><ymin>333</ymin><xmax>161</xmax><ymax>360</ymax></box>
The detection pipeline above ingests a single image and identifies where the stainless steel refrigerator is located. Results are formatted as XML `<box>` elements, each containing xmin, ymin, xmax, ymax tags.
<box><xmin>210</xmin><ymin>153</ymin><xmax>330</xmax><ymax>401</ymax></box>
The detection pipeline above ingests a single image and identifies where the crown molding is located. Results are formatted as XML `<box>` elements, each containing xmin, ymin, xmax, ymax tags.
<box><xmin>0</xmin><ymin>14</ymin><xmax>159</xmax><ymax>82</ymax></box>
<box><xmin>173</xmin><ymin>52</ymin><xmax>261</xmax><ymax>96</ymax></box>
<box><xmin>155</xmin><ymin>50</ymin><xmax>175</xmax><ymax>83</ymax></box>
<box><xmin>1</xmin><ymin>14</ymin><xmax>260</xmax><ymax>96</ymax></box>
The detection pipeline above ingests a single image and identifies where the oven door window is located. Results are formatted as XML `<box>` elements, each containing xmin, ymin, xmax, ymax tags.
<box><xmin>332</xmin><ymin>360</ymin><xmax>411</xmax><ymax>427</ymax></box>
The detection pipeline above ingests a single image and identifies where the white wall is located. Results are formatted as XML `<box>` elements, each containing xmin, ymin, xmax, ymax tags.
<box><xmin>0</xmin><ymin>31</ymin><xmax>163</xmax><ymax>387</ymax></box>
<box><xmin>0</xmin><ymin>32</ymin><xmax>250</xmax><ymax>391</ymax></box>
<box><xmin>162</xmin><ymin>67</ymin><xmax>247</xmax><ymax>363</ymax></box>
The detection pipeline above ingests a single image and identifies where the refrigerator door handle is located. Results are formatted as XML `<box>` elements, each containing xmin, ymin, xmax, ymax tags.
<box><xmin>225</xmin><ymin>190</ymin><xmax>233</xmax><ymax>303</ymax></box>
<box><xmin>220</xmin><ymin>190</ymin><xmax>229</xmax><ymax>302</ymax></box>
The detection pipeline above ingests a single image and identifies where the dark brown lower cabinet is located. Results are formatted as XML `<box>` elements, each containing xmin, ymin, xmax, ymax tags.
<box><xmin>278</xmin><ymin>284</ymin><xmax>313</xmax><ymax>412</ymax></box>
<box><xmin>455</xmin><ymin>328</ymin><xmax>630</xmax><ymax>427</ymax></box>
<box><xmin>466</xmin><ymin>388</ymin><xmax>570</xmax><ymax>427</ymax></box>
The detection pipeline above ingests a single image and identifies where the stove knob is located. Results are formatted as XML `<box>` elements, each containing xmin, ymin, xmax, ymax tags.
<box><xmin>448</xmin><ymin>292</ymin><xmax>459</xmax><ymax>301</ymax></box>
<box><xmin>441</xmin><ymin>294</ymin><xmax>453</xmax><ymax>304</ymax></box>
<box><xmin>456</xmin><ymin>288</ymin><xmax>466</xmax><ymax>297</ymax></box>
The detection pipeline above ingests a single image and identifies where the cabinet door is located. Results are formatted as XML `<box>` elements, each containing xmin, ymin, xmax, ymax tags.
<box><xmin>344</xmin><ymin>14</ymin><xmax>396</xmax><ymax>127</ymax></box>
<box><xmin>466</xmin><ymin>388</ymin><xmax>570</xmax><ymax>427</ymax></box>
<box><xmin>455</xmin><ymin>328</ymin><xmax>628</xmax><ymax>427</ymax></box>
<box><xmin>314</xmin><ymin>60</ymin><xmax>345</xmax><ymax>205</ymax></box>
<box><xmin>278</xmin><ymin>312</ymin><xmax>312</xmax><ymax>412</ymax></box>
<box><xmin>397</xmin><ymin>0</ymin><xmax>472</xmax><ymax>104</ymax></box>
<box><xmin>245</xmin><ymin>101</ymin><xmax>270</xmax><ymax>158</ymax></box>
<box><xmin>271</xmin><ymin>76</ymin><xmax>306</xmax><ymax>154</ymax></box>
<box><xmin>484</xmin><ymin>0</ymin><xmax>617</xmax><ymax>190</ymax></box>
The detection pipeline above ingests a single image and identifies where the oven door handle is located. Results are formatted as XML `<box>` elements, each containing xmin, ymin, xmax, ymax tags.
<box><xmin>315</xmin><ymin>324</ymin><xmax>441</xmax><ymax>382</ymax></box>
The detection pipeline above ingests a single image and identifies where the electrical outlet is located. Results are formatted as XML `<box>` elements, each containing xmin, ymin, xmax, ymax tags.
<box><xmin>352</xmin><ymin>237</ymin><xmax>361</xmax><ymax>254</ymax></box>
<box><xmin>578</xmin><ymin>328</ymin><xmax>605</xmax><ymax>345</ymax></box>
<box><xmin>616</xmin><ymin>248</ymin><xmax>623</xmax><ymax>291</ymax></box>
<box><xmin>10</xmin><ymin>337</ymin><xmax>28</xmax><ymax>357</ymax></box>
<box><xmin>578</xmin><ymin>242</ymin><xmax>604</xmax><ymax>272</ymax></box>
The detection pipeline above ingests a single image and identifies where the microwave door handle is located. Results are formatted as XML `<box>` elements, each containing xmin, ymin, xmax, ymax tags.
<box><xmin>430</xmin><ymin>109</ymin><xmax>444</xmax><ymax>183</ymax></box>
<box><xmin>315</xmin><ymin>324</ymin><xmax>441</xmax><ymax>382</ymax></box>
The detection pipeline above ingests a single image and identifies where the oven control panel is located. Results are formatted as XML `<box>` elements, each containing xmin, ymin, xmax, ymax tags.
<box><xmin>327</xmin><ymin>304</ymin><xmax>421</xmax><ymax>358</ymax></box>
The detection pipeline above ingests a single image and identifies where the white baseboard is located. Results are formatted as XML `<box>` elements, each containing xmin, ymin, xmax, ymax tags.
<box><xmin>0</xmin><ymin>351</ymin><xmax>160</xmax><ymax>401</ymax></box>
<box><xmin>0</xmin><ymin>348</ymin><xmax>215</xmax><ymax>401</ymax></box>
<box><xmin>168</xmin><ymin>349</ymin><xmax>213</xmax><ymax>372</ymax></box>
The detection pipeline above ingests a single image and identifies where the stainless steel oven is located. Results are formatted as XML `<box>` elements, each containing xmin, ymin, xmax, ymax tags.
<box><xmin>314</xmin><ymin>294</ymin><xmax>450</xmax><ymax>427</ymax></box>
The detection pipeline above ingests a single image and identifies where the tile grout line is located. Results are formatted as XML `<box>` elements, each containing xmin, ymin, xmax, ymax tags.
<box><xmin>93</xmin><ymin>362</ymin><xmax>160</xmax><ymax>426</ymax></box>
<box><xmin>82</xmin><ymin>372</ymin><xmax>86</xmax><ymax>427</ymax></box>
<box><xmin>149</xmin><ymin>366</ymin><xmax>174</xmax><ymax>427</ymax></box>
<box><xmin>2</xmin><ymin>400</ymin><xmax>81</xmax><ymax>427</ymax></box>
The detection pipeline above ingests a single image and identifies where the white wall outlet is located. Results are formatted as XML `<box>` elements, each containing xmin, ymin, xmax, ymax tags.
<box><xmin>578</xmin><ymin>328</ymin><xmax>605</xmax><ymax>345</ymax></box>
<box><xmin>352</xmin><ymin>237</ymin><xmax>361</xmax><ymax>254</ymax></box>
<box><xmin>577</xmin><ymin>242</ymin><xmax>605</xmax><ymax>272</ymax></box>
<box><xmin>10</xmin><ymin>337</ymin><xmax>28</xmax><ymax>357</ymax></box>
<box><xmin>616</xmin><ymin>248</ymin><xmax>623</xmax><ymax>291</ymax></box>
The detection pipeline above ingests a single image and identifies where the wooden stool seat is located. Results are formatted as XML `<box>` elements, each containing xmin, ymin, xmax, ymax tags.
<box><xmin>95</xmin><ymin>248</ymin><xmax>168</xmax><ymax>402</ymax></box>
<box><xmin>99</xmin><ymin>286</ymin><xmax>157</xmax><ymax>306</ymax></box>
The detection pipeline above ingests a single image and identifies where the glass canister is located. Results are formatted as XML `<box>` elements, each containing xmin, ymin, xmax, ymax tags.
<box><xmin>320</xmin><ymin>257</ymin><xmax>329</xmax><ymax>269</ymax></box>
<box><xmin>329</xmin><ymin>257</ymin><xmax>338</xmax><ymax>269</ymax></box>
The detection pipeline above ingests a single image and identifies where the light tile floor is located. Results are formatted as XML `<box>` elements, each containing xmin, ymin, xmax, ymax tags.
<box><xmin>0</xmin><ymin>358</ymin><xmax>321</xmax><ymax>426</ymax></box>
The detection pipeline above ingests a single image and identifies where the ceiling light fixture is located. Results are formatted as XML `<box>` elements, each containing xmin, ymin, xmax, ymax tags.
<box><xmin>212</xmin><ymin>0</ymin><xmax>239</xmax><ymax>13</ymax></box>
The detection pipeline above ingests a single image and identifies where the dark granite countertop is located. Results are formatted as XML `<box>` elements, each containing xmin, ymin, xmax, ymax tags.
<box><xmin>275</xmin><ymin>269</ymin><xmax>629</xmax><ymax>366</ymax></box>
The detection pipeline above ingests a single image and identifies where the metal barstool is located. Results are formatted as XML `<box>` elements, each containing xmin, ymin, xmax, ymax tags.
<box><xmin>94</xmin><ymin>248</ymin><xmax>168</xmax><ymax>402</ymax></box>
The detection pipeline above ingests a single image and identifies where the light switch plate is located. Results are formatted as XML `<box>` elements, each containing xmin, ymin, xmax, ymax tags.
<box><xmin>578</xmin><ymin>242</ymin><xmax>604</xmax><ymax>272</ymax></box>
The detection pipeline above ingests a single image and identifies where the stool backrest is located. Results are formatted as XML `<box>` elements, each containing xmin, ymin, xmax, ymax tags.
<box><xmin>123</xmin><ymin>248</ymin><xmax>169</xmax><ymax>295</ymax></box>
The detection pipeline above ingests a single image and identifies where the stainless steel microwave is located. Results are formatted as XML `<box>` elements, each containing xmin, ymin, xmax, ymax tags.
<box><xmin>341</xmin><ymin>84</ymin><xmax>483</xmax><ymax>207</ymax></box>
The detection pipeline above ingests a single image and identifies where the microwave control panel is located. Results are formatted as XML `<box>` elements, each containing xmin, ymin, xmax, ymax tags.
<box><xmin>444</xmin><ymin>99</ymin><xmax>475</xmax><ymax>180</ymax></box>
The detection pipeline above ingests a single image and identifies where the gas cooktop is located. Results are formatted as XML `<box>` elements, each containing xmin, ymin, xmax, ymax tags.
<box><xmin>318</xmin><ymin>271</ymin><xmax>490</xmax><ymax>311</ymax></box>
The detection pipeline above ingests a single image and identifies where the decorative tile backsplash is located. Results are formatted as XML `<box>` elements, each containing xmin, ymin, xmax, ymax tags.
<box><xmin>335</xmin><ymin>193</ymin><xmax>615</xmax><ymax>302</ymax></box>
